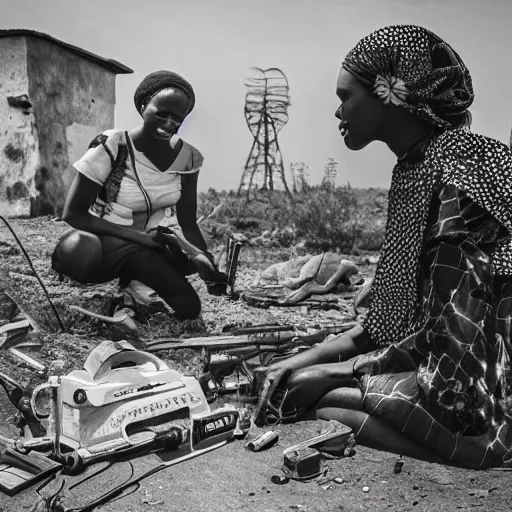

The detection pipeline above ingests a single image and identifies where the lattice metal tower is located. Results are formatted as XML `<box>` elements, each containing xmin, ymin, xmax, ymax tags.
<box><xmin>238</xmin><ymin>67</ymin><xmax>292</xmax><ymax>197</ymax></box>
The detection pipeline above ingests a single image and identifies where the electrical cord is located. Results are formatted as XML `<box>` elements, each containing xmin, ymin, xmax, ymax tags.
<box><xmin>0</xmin><ymin>215</ymin><xmax>66</xmax><ymax>332</ymax></box>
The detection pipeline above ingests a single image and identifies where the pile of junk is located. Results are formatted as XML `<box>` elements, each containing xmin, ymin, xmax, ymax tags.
<box><xmin>0</xmin><ymin>336</ymin><xmax>357</xmax><ymax>511</ymax></box>
<box><xmin>0</xmin><ymin>225</ymin><xmax>366</xmax><ymax>510</ymax></box>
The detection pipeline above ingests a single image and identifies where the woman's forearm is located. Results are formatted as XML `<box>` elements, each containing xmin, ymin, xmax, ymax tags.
<box><xmin>63</xmin><ymin>212</ymin><xmax>158</xmax><ymax>248</ymax></box>
<box><xmin>282</xmin><ymin>325</ymin><xmax>366</xmax><ymax>371</ymax></box>
<box><xmin>181</xmin><ymin>224</ymin><xmax>208</xmax><ymax>252</ymax></box>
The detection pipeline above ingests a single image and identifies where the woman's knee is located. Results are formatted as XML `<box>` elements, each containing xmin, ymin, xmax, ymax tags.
<box><xmin>51</xmin><ymin>230</ymin><xmax>103</xmax><ymax>283</ymax></box>
<box><xmin>316</xmin><ymin>387</ymin><xmax>363</xmax><ymax>410</ymax></box>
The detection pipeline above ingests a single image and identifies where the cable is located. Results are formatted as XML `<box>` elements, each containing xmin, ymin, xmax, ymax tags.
<box><xmin>0</xmin><ymin>215</ymin><xmax>66</xmax><ymax>332</ymax></box>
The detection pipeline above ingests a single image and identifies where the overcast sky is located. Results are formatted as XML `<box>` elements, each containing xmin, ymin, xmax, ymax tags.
<box><xmin>3</xmin><ymin>0</ymin><xmax>511</xmax><ymax>191</ymax></box>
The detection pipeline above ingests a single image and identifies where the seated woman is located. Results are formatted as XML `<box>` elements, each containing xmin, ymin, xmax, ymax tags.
<box><xmin>52</xmin><ymin>70</ymin><xmax>225</xmax><ymax>321</ymax></box>
<box><xmin>256</xmin><ymin>25</ymin><xmax>512</xmax><ymax>470</ymax></box>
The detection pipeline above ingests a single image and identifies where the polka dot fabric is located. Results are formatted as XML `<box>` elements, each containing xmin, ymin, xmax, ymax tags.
<box><xmin>364</xmin><ymin>128</ymin><xmax>512</xmax><ymax>347</ymax></box>
<box><xmin>363</xmin><ymin>136</ymin><xmax>442</xmax><ymax>346</ymax></box>
<box><xmin>342</xmin><ymin>25</ymin><xmax>474</xmax><ymax>128</ymax></box>
<box><xmin>439</xmin><ymin>129</ymin><xmax>512</xmax><ymax>275</ymax></box>
<box><xmin>352</xmin><ymin>182</ymin><xmax>512</xmax><ymax>469</ymax></box>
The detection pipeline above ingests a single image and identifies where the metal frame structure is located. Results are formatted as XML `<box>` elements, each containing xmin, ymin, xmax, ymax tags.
<box><xmin>238</xmin><ymin>67</ymin><xmax>292</xmax><ymax>198</ymax></box>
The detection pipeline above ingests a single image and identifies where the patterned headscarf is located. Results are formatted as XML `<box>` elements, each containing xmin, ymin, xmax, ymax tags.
<box><xmin>342</xmin><ymin>25</ymin><xmax>473</xmax><ymax>129</ymax></box>
<box><xmin>341</xmin><ymin>26</ymin><xmax>476</xmax><ymax>347</ymax></box>
<box><xmin>134</xmin><ymin>70</ymin><xmax>195</xmax><ymax>115</ymax></box>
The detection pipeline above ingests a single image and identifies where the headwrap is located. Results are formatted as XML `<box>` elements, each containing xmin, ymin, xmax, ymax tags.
<box><xmin>342</xmin><ymin>25</ymin><xmax>473</xmax><ymax>129</ymax></box>
<box><xmin>341</xmin><ymin>26</ymin><xmax>480</xmax><ymax>347</ymax></box>
<box><xmin>134</xmin><ymin>70</ymin><xmax>195</xmax><ymax>115</ymax></box>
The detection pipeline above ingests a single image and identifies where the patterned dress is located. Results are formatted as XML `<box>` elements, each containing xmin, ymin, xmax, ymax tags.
<box><xmin>352</xmin><ymin>128</ymin><xmax>512</xmax><ymax>469</ymax></box>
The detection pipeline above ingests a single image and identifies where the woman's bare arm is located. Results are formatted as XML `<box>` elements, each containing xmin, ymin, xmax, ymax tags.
<box><xmin>281</xmin><ymin>324</ymin><xmax>369</xmax><ymax>371</ymax></box>
<box><xmin>176</xmin><ymin>172</ymin><xmax>208</xmax><ymax>251</ymax></box>
<box><xmin>62</xmin><ymin>172</ymin><xmax>161</xmax><ymax>248</ymax></box>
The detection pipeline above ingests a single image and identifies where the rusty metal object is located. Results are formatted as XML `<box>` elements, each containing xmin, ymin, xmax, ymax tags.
<box><xmin>280</xmin><ymin>421</ymin><xmax>355</xmax><ymax>481</ymax></box>
<box><xmin>282</xmin><ymin>446</ymin><xmax>324</xmax><ymax>481</ymax></box>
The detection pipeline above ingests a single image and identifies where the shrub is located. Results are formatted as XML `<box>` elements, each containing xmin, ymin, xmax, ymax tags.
<box><xmin>198</xmin><ymin>185</ymin><xmax>387</xmax><ymax>254</ymax></box>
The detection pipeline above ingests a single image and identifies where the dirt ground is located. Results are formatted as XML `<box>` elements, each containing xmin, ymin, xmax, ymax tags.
<box><xmin>1</xmin><ymin>216</ymin><xmax>512</xmax><ymax>512</ymax></box>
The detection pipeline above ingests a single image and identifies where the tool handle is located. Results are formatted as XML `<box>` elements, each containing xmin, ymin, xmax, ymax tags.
<box><xmin>31</xmin><ymin>382</ymin><xmax>52</xmax><ymax>420</ymax></box>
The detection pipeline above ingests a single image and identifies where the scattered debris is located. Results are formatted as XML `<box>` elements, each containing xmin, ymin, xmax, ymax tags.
<box><xmin>8</xmin><ymin>347</ymin><xmax>46</xmax><ymax>372</ymax></box>
<box><xmin>233</xmin><ymin>416</ymin><xmax>246</xmax><ymax>439</ymax></box>
<box><xmin>141</xmin><ymin>489</ymin><xmax>164</xmax><ymax>506</ymax></box>
<box><xmin>0</xmin><ymin>292</ymin><xmax>46</xmax><ymax>374</ymax></box>
<box><xmin>69</xmin><ymin>304</ymin><xmax>139</xmax><ymax>333</ymax></box>
<box><xmin>317</xmin><ymin>475</ymin><xmax>334</xmax><ymax>486</ymax></box>
<box><xmin>394</xmin><ymin>456</ymin><xmax>404</xmax><ymax>474</ymax></box>
<box><xmin>294</xmin><ymin>420</ymin><xmax>354</xmax><ymax>458</ymax></box>
<box><xmin>279</xmin><ymin>421</ymin><xmax>354</xmax><ymax>482</ymax></box>
<box><xmin>9</xmin><ymin>340</ymin><xmax>238</xmax><ymax>477</ymax></box>
<box><xmin>0</xmin><ymin>436</ymin><xmax>61</xmax><ymax>496</ymax></box>
<box><xmin>0</xmin><ymin>371</ymin><xmax>23</xmax><ymax>409</ymax></box>
<box><xmin>271</xmin><ymin>474</ymin><xmax>290</xmax><ymax>485</ymax></box>
<box><xmin>428</xmin><ymin>468</ymin><xmax>454</xmax><ymax>486</ymax></box>
<box><xmin>245</xmin><ymin>430</ymin><xmax>279</xmax><ymax>451</ymax></box>
<box><xmin>250</xmin><ymin>253</ymin><xmax>361</xmax><ymax>306</ymax></box>
<box><xmin>468</xmin><ymin>490</ymin><xmax>489</xmax><ymax>499</ymax></box>
<box><xmin>341</xmin><ymin>434</ymin><xmax>357</xmax><ymax>458</ymax></box>
<box><xmin>468</xmin><ymin>487</ymin><xmax>497</xmax><ymax>499</ymax></box>
<box><xmin>282</xmin><ymin>446</ymin><xmax>324</xmax><ymax>481</ymax></box>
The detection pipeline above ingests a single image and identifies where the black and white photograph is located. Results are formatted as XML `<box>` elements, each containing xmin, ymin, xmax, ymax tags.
<box><xmin>0</xmin><ymin>1</ymin><xmax>511</xmax><ymax>510</ymax></box>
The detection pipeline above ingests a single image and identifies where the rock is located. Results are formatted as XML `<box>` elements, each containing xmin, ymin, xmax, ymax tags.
<box><xmin>428</xmin><ymin>467</ymin><xmax>453</xmax><ymax>485</ymax></box>
<box><xmin>394</xmin><ymin>457</ymin><xmax>404</xmax><ymax>474</ymax></box>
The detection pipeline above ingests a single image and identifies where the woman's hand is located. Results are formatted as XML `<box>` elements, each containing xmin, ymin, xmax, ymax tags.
<box><xmin>251</xmin><ymin>362</ymin><xmax>295</xmax><ymax>427</ymax></box>
<box><xmin>146</xmin><ymin>228</ymin><xmax>173</xmax><ymax>248</ymax></box>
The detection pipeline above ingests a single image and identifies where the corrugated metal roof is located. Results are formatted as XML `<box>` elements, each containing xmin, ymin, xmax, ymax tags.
<box><xmin>0</xmin><ymin>29</ymin><xmax>133</xmax><ymax>74</ymax></box>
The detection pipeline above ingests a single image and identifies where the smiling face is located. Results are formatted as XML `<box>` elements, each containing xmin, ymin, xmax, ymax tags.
<box><xmin>335</xmin><ymin>68</ymin><xmax>389</xmax><ymax>151</ymax></box>
<box><xmin>141</xmin><ymin>88</ymin><xmax>191</xmax><ymax>141</ymax></box>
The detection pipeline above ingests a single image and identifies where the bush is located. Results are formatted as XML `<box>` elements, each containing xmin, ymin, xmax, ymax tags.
<box><xmin>198</xmin><ymin>185</ymin><xmax>387</xmax><ymax>254</ymax></box>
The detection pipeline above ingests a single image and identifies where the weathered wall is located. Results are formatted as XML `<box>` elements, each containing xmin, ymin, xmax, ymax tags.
<box><xmin>0</xmin><ymin>37</ymin><xmax>40</xmax><ymax>217</ymax></box>
<box><xmin>26</xmin><ymin>37</ymin><xmax>116</xmax><ymax>215</ymax></box>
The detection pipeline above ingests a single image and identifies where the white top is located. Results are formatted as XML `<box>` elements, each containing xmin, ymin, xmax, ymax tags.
<box><xmin>73</xmin><ymin>129</ymin><xmax>203</xmax><ymax>232</ymax></box>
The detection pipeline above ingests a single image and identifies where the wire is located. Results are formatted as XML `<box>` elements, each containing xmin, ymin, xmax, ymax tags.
<box><xmin>0</xmin><ymin>215</ymin><xmax>66</xmax><ymax>332</ymax></box>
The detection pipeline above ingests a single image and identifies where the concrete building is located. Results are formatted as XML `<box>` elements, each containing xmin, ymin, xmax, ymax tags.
<box><xmin>0</xmin><ymin>29</ymin><xmax>132</xmax><ymax>217</ymax></box>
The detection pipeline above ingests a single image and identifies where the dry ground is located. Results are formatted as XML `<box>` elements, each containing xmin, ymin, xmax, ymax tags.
<box><xmin>1</xmin><ymin>216</ymin><xmax>511</xmax><ymax>512</ymax></box>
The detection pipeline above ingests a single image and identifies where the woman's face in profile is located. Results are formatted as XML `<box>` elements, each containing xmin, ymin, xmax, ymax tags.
<box><xmin>142</xmin><ymin>88</ymin><xmax>191</xmax><ymax>141</ymax></box>
<box><xmin>335</xmin><ymin>69</ymin><xmax>388</xmax><ymax>151</ymax></box>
